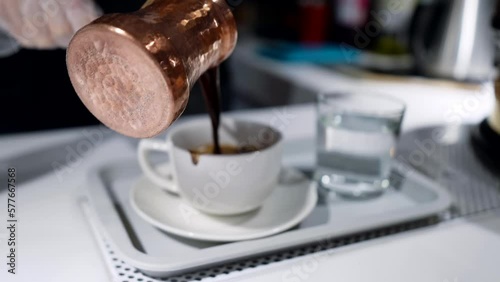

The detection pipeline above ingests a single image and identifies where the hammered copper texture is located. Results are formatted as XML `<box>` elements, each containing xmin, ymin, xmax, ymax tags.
<box><xmin>67</xmin><ymin>0</ymin><xmax>237</xmax><ymax>138</ymax></box>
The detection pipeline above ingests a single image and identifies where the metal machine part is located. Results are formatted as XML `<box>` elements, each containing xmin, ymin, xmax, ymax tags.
<box><xmin>410</xmin><ymin>0</ymin><xmax>496</xmax><ymax>81</ymax></box>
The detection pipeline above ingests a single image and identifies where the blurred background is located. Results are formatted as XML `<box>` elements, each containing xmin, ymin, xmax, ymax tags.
<box><xmin>0</xmin><ymin>0</ymin><xmax>497</xmax><ymax>134</ymax></box>
<box><xmin>226</xmin><ymin>0</ymin><xmax>495</xmax><ymax>106</ymax></box>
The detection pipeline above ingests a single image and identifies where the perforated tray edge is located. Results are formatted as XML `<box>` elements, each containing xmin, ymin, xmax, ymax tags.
<box><xmin>85</xmin><ymin>158</ymin><xmax>453</xmax><ymax>277</ymax></box>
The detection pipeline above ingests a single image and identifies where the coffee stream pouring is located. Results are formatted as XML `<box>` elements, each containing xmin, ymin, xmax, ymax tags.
<box><xmin>66</xmin><ymin>0</ymin><xmax>241</xmax><ymax>138</ymax></box>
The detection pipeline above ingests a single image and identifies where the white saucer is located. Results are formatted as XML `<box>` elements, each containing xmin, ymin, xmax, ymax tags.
<box><xmin>130</xmin><ymin>165</ymin><xmax>318</xmax><ymax>242</ymax></box>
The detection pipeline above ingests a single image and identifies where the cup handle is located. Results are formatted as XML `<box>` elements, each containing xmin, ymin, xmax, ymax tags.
<box><xmin>138</xmin><ymin>139</ymin><xmax>179</xmax><ymax>194</ymax></box>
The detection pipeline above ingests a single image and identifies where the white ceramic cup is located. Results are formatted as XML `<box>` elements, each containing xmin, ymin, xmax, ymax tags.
<box><xmin>138</xmin><ymin>118</ymin><xmax>283</xmax><ymax>215</ymax></box>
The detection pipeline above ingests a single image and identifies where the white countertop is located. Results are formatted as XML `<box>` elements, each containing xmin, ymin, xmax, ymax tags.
<box><xmin>230</xmin><ymin>39</ymin><xmax>497</xmax><ymax>132</ymax></box>
<box><xmin>1</xmin><ymin>102</ymin><xmax>500</xmax><ymax>282</ymax></box>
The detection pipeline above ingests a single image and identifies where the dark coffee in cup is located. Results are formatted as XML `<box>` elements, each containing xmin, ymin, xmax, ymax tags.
<box><xmin>191</xmin><ymin>144</ymin><xmax>258</xmax><ymax>155</ymax></box>
<box><xmin>189</xmin><ymin>144</ymin><xmax>259</xmax><ymax>164</ymax></box>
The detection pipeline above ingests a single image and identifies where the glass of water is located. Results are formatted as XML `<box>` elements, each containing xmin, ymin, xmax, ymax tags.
<box><xmin>315</xmin><ymin>91</ymin><xmax>406</xmax><ymax>198</ymax></box>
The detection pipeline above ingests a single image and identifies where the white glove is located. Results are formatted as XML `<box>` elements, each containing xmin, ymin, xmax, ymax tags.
<box><xmin>0</xmin><ymin>0</ymin><xmax>101</xmax><ymax>49</ymax></box>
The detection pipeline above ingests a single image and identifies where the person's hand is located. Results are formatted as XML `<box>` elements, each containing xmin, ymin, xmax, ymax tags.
<box><xmin>0</xmin><ymin>0</ymin><xmax>101</xmax><ymax>49</ymax></box>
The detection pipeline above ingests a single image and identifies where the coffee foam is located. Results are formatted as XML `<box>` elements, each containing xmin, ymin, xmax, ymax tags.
<box><xmin>67</xmin><ymin>25</ymin><xmax>174</xmax><ymax>138</ymax></box>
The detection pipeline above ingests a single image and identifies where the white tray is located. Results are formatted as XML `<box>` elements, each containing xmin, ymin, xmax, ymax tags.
<box><xmin>85</xmin><ymin>158</ymin><xmax>452</xmax><ymax>277</ymax></box>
